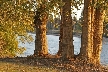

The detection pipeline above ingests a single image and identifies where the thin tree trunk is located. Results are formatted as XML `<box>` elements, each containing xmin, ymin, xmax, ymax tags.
<box><xmin>34</xmin><ymin>6</ymin><xmax>48</xmax><ymax>56</ymax></box>
<box><xmin>80</xmin><ymin>0</ymin><xmax>92</xmax><ymax>61</ymax></box>
<box><xmin>57</xmin><ymin>0</ymin><xmax>74</xmax><ymax>58</ymax></box>
<box><xmin>90</xmin><ymin>0</ymin><xmax>96</xmax><ymax>62</ymax></box>
<box><xmin>57</xmin><ymin>7</ymin><xmax>63</xmax><ymax>56</ymax></box>
<box><xmin>93</xmin><ymin>8</ymin><xmax>105</xmax><ymax>64</ymax></box>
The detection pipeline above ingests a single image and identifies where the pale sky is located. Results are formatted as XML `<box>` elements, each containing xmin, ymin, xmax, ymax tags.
<box><xmin>72</xmin><ymin>5</ymin><xmax>84</xmax><ymax>20</ymax></box>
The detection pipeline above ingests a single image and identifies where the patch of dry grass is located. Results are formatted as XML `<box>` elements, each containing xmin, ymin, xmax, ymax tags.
<box><xmin>0</xmin><ymin>57</ymin><xmax>108</xmax><ymax>72</ymax></box>
<box><xmin>0</xmin><ymin>61</ymin><xmax>64</xmax><ymax>72</ymax></box>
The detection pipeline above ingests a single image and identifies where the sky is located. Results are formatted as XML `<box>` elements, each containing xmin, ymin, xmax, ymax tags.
<box><xmin>72</xmin><ymin>5</ymin><xmax>84</xmax><ymax>20</ymax></box>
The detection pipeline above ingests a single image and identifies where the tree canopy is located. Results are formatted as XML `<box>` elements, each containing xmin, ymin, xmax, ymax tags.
<box><xmin>0</xmin><ymin>0</ymin><xmax>34</xmax><ymax>57</ymax></box>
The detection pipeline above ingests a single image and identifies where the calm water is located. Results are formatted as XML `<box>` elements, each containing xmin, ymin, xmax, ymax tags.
<box><xmin>18</xmin><ymin>33</ymin><xmax>108</xmax><ymax>65</ymax></box>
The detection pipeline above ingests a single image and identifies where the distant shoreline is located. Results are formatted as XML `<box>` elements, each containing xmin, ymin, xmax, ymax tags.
<box><xmin>29</xmin><ymin>32</ymin><xmax>81</xmax><ymax>38</ymax></box>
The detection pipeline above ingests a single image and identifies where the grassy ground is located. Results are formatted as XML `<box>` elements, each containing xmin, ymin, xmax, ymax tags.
<box><xmin>0</xmin><ymin>57</ymin><xmax>108</xmax><ymax>72</ymax></box>
<box><xmin>0</xmin><ymin>61</ymin><xmax>61</xmax><ymax>72</ymax></box>
<box><xmin>0</xmin><ymin>57</ymin><xmax>66</xmax><ymax>72</ymax></box>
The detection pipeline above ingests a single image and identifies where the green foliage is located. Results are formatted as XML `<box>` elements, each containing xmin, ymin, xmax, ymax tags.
<box><xmin>0</xmin><ymin>0</ymin><xmax>34</xmax><ymax>57</ymax></box>
<box><xmin>32</xmin><ymin>0</ymin><xmax>64</xmax><ymax>21</ymax></box>
<box><xmin>89</xmin><ymin>0</ymin><xmax>108</xmax><ymax>10</ymax></box>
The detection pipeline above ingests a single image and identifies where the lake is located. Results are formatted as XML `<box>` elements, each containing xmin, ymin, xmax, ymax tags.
<box><xmin>18</xmin><ymin>33</ymin><xmax>108</xmax><ymax>66</ymax></box>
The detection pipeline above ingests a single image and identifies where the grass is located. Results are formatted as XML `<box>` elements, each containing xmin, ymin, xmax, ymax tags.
<box><xmin>0</xmin><ymin>61</ymin><xmax>62</xmax><ymax>72</ymax></box>
<box><xmin>0</xmin><ymin>57</ymin><xmax>108</xmax><ymax>72</ymax></box>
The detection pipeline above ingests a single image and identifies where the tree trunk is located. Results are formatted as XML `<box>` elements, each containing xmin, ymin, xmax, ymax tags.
<box><xmin>57</xmin><ymin>0</ymin><xmax>74</xmax><ymax>58</ymax></box>
<box><xmin>93</xmin><ymin>8</ymin><xmax>105</xmax><ymax>64</ymax></box>
<box><xmin>80</xmin><ymin>0</ymin><xmax>93</xmax><ymax>61</ymax></box>
<box><xmin>34</xmin><ymin>7</ymin><xmax>48</xmax><ymax>56</ymax></box>
<box><xmin>90</xmin><ymin>0</ymin><xmax>96</xmax><ymax>62</ymax></box>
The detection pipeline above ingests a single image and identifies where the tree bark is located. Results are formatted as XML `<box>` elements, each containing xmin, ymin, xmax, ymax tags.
<box><xmin>57</xmin><ymin>0</ymin><xmax>74</xmax><ymax>58</ymax></box>
<box><xmin>34</xmin><ymin>6</ymin><xmax>48</xmax><ymax>56</ymax></box>
<box><xmin>80</xmin><ymin>0</ymin><xmax>105</xmax><ymax>65</ymax></box>
<box><xmin>80</xmin><ymin>0</ymin><xmax>93</xmax><ymax>61</ymax></box>
<box><xmin>90</xmin><ymin>0</ymin><xmax>96</xmax><ymax>62</ymax></box>
<box><xmin>93</xmin><ymin>8</ymin><xmax>105</xmax><ymax>64</ymax></box>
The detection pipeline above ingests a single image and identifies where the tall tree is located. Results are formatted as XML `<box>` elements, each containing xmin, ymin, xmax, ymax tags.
<box><xmin>57</xmin><ymin>0</ymin><xmax>74</xmax><ymax>58</ymax></box>
<box><xmin>93</xmin><ymin>7</ymin><xmax>105</xmax><ymax>64</ymax></box>
<box><xmin>80</xmin><ymin>0</ymin><xmax>106</xmax><ymax>65</ymax></box>
<box><xmin>33</xmin><ymin>0</ymin><xmax>63</xmax><ymax>56</ymax></box>
<box><xmin>34</xmin><ymin>4</ymin><xmax>48</xmax><ymax>56</ymax></box>
<box><xmin>80</xmin><ymin>0</ymin><xmax>93</xmax><ymax>62</ymax></box>
<box><xmin>90</xmin><ymin>0</ymin><xmax>96</xmax><ymax>62</ymax></box>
